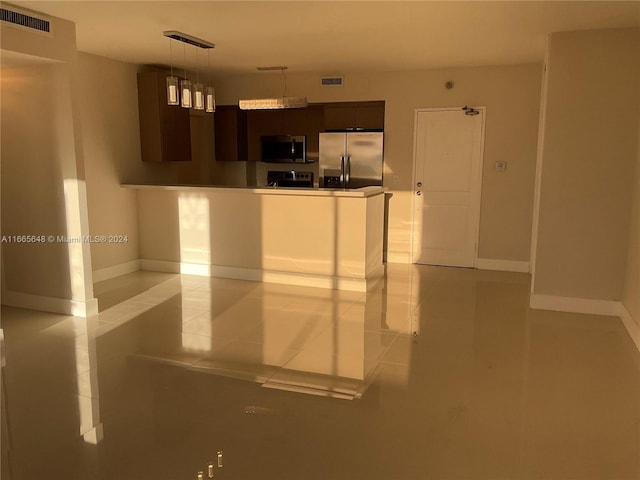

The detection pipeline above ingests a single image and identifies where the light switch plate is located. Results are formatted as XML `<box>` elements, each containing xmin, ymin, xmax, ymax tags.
<box><xmin>494</xmin><ymin>161</ymin><xmax>507</xmax><ymax>172</ymax></box>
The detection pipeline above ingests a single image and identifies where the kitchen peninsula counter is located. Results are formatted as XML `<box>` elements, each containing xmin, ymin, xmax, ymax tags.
<box><xmin>124</xmin><ymin>184</ymin><xmax>385</xmax><ymax>291</ymax></box>
<box><xmin>124</xmin><ymin>184</ymin><xmax>384</xmax><ymax>197</ymax></box>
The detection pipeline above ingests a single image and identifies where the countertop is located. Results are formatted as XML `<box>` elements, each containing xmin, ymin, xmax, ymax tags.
<box><xmin>122</xmin><ymin>184</ymin><xmax>386</xmax><ymax>198</ymax></box>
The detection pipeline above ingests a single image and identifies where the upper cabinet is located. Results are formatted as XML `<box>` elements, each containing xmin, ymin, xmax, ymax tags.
<box><xmin>214</xmin><ymin>106</ymin><xmax>248</xmax><ymax>162</ymax></box>
<box><xmin>245</xmin><ymin>106</ymin><xmax>325</xmax><ymax>162</ymax></box>
<box><xmin>137</xmin><ymin>71</ymin><xmax>192</xmax><ymax>162</ymax></box>
<box><xmin>324</xmin><ymin>101</ymin><xmax>385</xmax><ymax>131</ymax></box>
<box><xmin>212</xmin><ymin>101</ymin><xmax>384</xmax><ymax>162</ymax></box>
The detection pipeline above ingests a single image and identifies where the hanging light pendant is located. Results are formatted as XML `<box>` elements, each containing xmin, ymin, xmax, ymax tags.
<box><xmin>163</xmin><ymin>31</ymin><xmax>215</xmax><ymax>111</ymax></box>
<box><xmin>181</xmin><ymin>79</ymin><xmax>192</xmax><ymax>108</ymax></box>
<box><xmin>194</xmin><ymin>83</ymin><xmax>205</xmax><ymax>110</ymax></box>
<box><xmin>205</xmin><ymin>49</ymin><xmax>216</xmax><ymax>113</ymax></box>
<box><xmin>206</xmin><ymin>86</ymin><xmax>216</xmax><ymax>113</ymax></box>
<box><xmin>180</xmin><ymin>42</ymin><xmax>192</xmax><ymax>109</ymax></box>
<box><xmin>166</xmin><ymin>39</ymin><xmax>179</xmax><ymax>105</ymax></box>
<box><xmin>193</xmin><ymin>48</ymin><xmax>204</xmax><ymax>110</ymax></box>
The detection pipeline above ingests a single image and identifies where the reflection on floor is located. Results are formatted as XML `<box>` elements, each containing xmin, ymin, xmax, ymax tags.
<box><xmin>1</xmin><ymin>265</ymin><xmax>639</xmax><ymax>479</ymax></box>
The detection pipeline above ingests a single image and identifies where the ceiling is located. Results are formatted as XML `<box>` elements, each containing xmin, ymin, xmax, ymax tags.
<box><xmin>7</xmin><ymin>1</ymin><xmax>640</xmax><ymax>75</ymax></box>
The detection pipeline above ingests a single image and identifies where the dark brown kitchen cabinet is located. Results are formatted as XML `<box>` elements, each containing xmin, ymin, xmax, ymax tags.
<box><xmin>137</xmin><ymin>71</ymin><xmax>192</xmax><ymax>162</ymax></box>
<box><xmin>246</xmin><ymin>106</ymin><xmax>325</xmax><ymax>161</ymax></box>
<box><xmin>214</xmin><ymin>106</ymin><xmax>248</xmax><ymax>161</ymax></box>
<box><xmin>324</xmin><ymin>101</ymin><xmax>385</xmax><ymax>131</ymax></box>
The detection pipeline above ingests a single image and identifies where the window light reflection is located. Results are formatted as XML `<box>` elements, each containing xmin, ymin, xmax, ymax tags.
<box><xmin>73</xmin><ymin>317</ymin><xmax>103</xmax><ymax>445</ymax></box>
<box><xmin>178</xmin><ymin>194</ymin><xmax>213</xmax><ymax>352</ymax></box>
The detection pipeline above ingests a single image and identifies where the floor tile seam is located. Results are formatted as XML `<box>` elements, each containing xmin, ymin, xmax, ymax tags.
<box><xmin>284</xmin><ymin>347</ymin><xmax>386</xmax><ymax>363</ymax></box>
<box><xmin>377</xmin><ymin>358</ymin><xmax>411</xmax><ymax>368</ymax></box>
<box><xmin>98</xmin><ymin>301</ymin><xmax>158</xmax><ymax>315</ymax></box>
<box><xmin>268</xmin><ymin>322</ymin><xmax>333</xmax><ymax>351</ymax></box>
<box><xmin>370</xmin><ymin>332</ymin><xmax>402</xmax><ymax>366</ymax></box>
<box><xmin>133</xmin><ymin>352</ymin><xmax>207</xmax><ymax>369</ymax></box>
<box><xmin>179</xmin><ymin>329</ymin><xmax>247</xmax><ymax>345</ymax></box>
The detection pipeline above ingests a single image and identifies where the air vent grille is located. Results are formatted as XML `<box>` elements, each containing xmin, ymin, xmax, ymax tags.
<box><xmin>1</xmin><ymin>7</ymin><xmax>50</xmax><ymax>33</ymax></box>
<box><xmin>321</xmin><ymin>76</ymin><xmax>344</xmax><ymax>87</ymax></box>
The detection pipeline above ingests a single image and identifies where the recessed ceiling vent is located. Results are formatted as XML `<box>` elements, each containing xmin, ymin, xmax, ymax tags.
<box><xmin>1</xmin><ymin>7</ymin><xmax>50</xmax><ymax>34</ymax></box>
<box><xmin>321</xmin><ymin>76</ymin><xmax>344</xmax><ymax>87</ymax></box>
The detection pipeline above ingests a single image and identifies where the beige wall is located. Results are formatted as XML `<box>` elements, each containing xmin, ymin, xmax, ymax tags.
<box><xmin>78</xmin><ymin>53</ymin><xmax>141</xmax><ymax>271</ymax></box>
<box><xmin>1</xmin><ymin>11</ymin><xmax>97</xmax><ymax>314</ymax></box>
<box><xmin>533</xmin><ymin>28</ymin><xmax>640</xmax><ymax>300</ymax></box>
<box><xmin>214</xmin><ymin>63</ymin><xmax>542</xmax><ymax>263</ymax></box>
<box><xmin>623</xmin><ymin>117</ymin><xmax>640</xmax><ymax>325</ymax></box>
<box><xmin>78</xmin><ymin>53</ymin><xmax>215</xmax><ymax>272</ymax></box>
<box><xmin>1</xmin><ymin>63</ymin><xmax>72</xmax><ymax>298</ymax></box>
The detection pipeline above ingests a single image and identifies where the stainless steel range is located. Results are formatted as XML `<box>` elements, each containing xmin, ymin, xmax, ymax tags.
<box><xmin>266</xmin><ymin>170</ymin><xmax>313</xmax><ymax>188</ymax></box>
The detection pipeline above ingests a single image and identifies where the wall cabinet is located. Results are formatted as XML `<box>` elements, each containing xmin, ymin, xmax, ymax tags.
<box><xmin>246</xmin><ymin>106</ymin><xmax>324</xmax><ymax>162</ymax></box>
<box><xmin>324</xmin><ymin>101</ymin><xmax>385</xmax><ymax>131</ymax></box>
<box><xmin>137</xmin><ymin>71</ymin><xmax>192</xmax><ymax>162</ymax></box>
<box><xmin>212</xmin><ymin>101</ymin><xmax>384</xmax><ymax>162</ymax></box>
<box><xmin>214</xmin><ymin>106</ymin><xmax>248</xmax><ymax>162</ymax></box>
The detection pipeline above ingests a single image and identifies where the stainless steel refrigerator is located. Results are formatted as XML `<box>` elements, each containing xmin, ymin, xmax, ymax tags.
<box><xmin>319</xmin><ymin>132</ymin><xmax>384</xmax><ymax>189</ymax></box>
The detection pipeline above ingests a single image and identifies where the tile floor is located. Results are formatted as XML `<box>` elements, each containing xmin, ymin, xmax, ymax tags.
<box><xmin>1</xmin><ymin>265</ymin><xmax>639</xmax><ymax>479</ymax></box>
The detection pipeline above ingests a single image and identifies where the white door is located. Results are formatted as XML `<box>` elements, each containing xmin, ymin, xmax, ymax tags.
<box><xmin>411</xmin><ymin>108</ymin><xmax>484</xmax><ymax>267</ymax></box>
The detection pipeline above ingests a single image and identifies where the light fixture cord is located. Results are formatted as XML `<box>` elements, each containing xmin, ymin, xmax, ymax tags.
<box><xmin>169</xmin><ymin>38</ymin><xmax>173</xmax><ymax>76</ymax></box>
<box><xmin>207</xmin><ymin>50</ymin><xmax>211</xmax><ymax>86</ymax></box>
<box><xmin>196</xmin><ymin>47</ymin><xmax>199</xmax><ymax>84</ymax></box>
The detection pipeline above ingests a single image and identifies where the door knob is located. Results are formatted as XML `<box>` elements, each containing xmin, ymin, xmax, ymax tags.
<box><xmin>416</xmin><ymin>191</ymin><xmax>422</xmax><ymax>196</ymax></box>
<box><xmin>417</xmin><ymin>182</ymin><xmax>422</xmax><ymax>187</ymax></box>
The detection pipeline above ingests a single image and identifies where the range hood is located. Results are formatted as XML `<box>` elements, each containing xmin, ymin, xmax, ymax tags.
<box><xmin>238</xmin><ymin>66</ymin><xmax>308</xmax><ymax>110</ymax></box>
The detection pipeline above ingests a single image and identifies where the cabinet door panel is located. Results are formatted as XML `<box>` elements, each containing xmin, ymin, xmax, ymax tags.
<box><xmin>355</xmin><ymin>105</ymin><xmax>385</xmax><ymax>130</ymax></box>
<box><xmin>324</xmin><ymin>106</ymin><xmax>357</xmax><ymax>131</ymax></box>
<box><xmin>138</xmin><ymin>71</ymin><xmax>192</xmax><ymax>162</ymax></box>
<box><xmin>324</xmin><ymin>102</ymin><xmax>385</xmax><ymax>131</ymax></box>
<box><xmin>305</xmin><ymin>106</ymin><xmax>325</xmax><ymax>163</ymax></box>
<box><xmin>282</xmin><ymin>108</ymin><xmax>309</xmax><ymax>135</ymax></box>
<box><xmin>215</xmin><ymin>106</ymin><xmax>247</xmax><ymax>162</ymax></box>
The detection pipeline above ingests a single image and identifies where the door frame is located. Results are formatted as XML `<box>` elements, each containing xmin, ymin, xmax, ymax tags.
<box><xmin>410</xmin><ymin>106</ymin><xmax>487</xmax><ymax>266</ymax></box>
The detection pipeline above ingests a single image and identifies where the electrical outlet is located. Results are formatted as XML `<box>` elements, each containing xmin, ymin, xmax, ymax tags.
<box><xmin>494</xmin><ymin>161</ymin><xmax>507</xmax><ymax>172</ymax></box>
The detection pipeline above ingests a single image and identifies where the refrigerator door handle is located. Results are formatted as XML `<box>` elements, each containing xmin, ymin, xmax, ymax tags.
<box><xmin>340</xmin><ymin>156</ymin><xmax>345</xmax><ymax>188</ymax></box>
<box><xmin>346</xmin><ymin>155</ymin><xmax>351</xmax><ymax>187</ymax></box>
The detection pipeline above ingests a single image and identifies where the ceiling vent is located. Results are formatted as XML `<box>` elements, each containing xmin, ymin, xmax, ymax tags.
<box><xmin>321</xmin><ymin>76</ymin><xmax>344</xmax><ymax>87</ymax></box>
<box><xmin>1</xmin><ymin>6</ymin><xmax>51</xmax><ymax>34</ymax></box>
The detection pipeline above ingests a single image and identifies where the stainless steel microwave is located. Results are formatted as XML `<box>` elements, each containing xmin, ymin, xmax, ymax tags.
<box><xmin>260</xmin><ymin>135</ymin><xmax>306</xmax><ymax>163</ymax></box>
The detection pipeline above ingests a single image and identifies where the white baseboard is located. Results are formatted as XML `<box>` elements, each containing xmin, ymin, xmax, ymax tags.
<box><xmin>387</xmin><ymin>254</ymin><xmax>530</xmax><ymax>272</ymax></box>
<box><xmin>139</xmin><ymin>259</ymin><xmax>373</xmax><ymax>292</ymax></box>
<box><xmin>1</xmin><ymin>289</ymin><xmax>99</xmax><ymax>317</ymax></box>
<box><xmin>618</xmin><ymin>303</ymin><xmax>640</xmax><ymax>352</ymax></box>
<box><xmin>476</xmin><ymin>258</ymin><xmax>530</xmax><ymax>273</ymax></box>
<box><xmin>530</xmin><ymin>294</ymin><xmax>640</xmax><ymax>353</ymax></box>
<box><xmin>92</xmin><ymin>259</ymin><xmax>141</xmax><ymax>283</ymax></box>
<box><xmin>529</xmin><ymin>294</ymin><xmax>620</xmax><ymax>316</ymax></box>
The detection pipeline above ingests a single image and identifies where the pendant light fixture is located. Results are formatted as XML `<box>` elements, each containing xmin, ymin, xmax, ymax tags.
<box><xmin>239</xmin><ymin>66</ymin><xmax>307</xmax><ymax>110</ymax></box>
<box><xmin>205</xmin><ymin>49</ymin><xmax>216</xmax><ymax>113</ymax></box>
<box><xmin>180</xmin><ymin>42</ymin><xmax>192</xmax><ymax>109</ymax></box>
<box><xmin>166</xmin><ymin>38</ymin><xmax>179</xmax><ymax>105</ymax></box>
<box><xmin>162</xmin><ymin>31</ymin><xmax>215</xmax><ymax>112</ymax></box>
<box><xmin>193</xmin><ymin>47</ymin><xmax>204</xmax><ymax>110</ymax></box>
